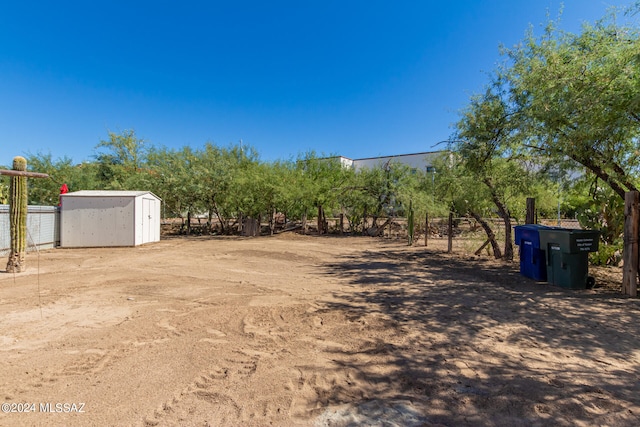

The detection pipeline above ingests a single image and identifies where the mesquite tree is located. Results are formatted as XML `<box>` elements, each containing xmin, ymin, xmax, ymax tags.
<box><xmin>505</xmin><ymin>9</ymin><xmax>640</xmax><ymax>200</ymax></box>
<box><xmin>453</xmin><ymin>83</ymin><xmax>521</xmax><ymax>261</ymax></box>
<box><xmin>6</xmin><ymin>156</ymin><xmax>28</xmax><ymax>272</ymax></box>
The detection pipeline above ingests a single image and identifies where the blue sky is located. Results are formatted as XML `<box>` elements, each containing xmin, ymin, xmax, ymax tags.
<box><xmin>0</xmin><ymin>1</ymin><xmax>632</xmax><ymax>168</ymax></box>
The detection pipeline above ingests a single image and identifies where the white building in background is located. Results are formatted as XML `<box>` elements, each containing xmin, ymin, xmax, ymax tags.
<box><xmin>336</xmin><ymin>150</ymin><xmax>444</xmax><ymax>173</ymax></box>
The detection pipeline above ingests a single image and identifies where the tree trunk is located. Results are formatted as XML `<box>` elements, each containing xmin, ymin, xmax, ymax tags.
<box><xmin>469</xmin><ymin>211</ymin><xmax>503</xmax><ymax>259</ymax></box>
<box><xmin>237</xmin><ymin>212</ymin><xmax>243</xmax><ymax>235</ymax></box>
<box><xmin>363</xmin><ymin>207</ymin><xmax>368</xmax><ymax>235</ymax></box>
<box><xmin>623</xmin><ymin>191</ymin><xmax>639</xmax><ymax>297</ymax></box>
<box><xmin>447</xmin><ymin>212</ymin><xmax>453</xmax><ymax>253</ymax></box>
<box><xmin>502</xmin><ymin>217</ymin><xmax>514</xmax><ymax>260</ymax></box>
<box><xmin>302</xmin><ymin>210</ymin><xmax>307</xmax><ymax>235</ymax></box>
<box><xmin>483</xmin><ymin>177</ymin><xmax>514</xmax><ymax>261</ymax></box>
<box><xmin>407</xmin><ymin>200</ymin><xmax>414</xmax><ymax>246</ymax></box>
<box><xmin>317</xmin><ymin>205</ymin><xmax>323</xmax><ymax>235</ymax></box>
<box><xmin>527</xmin><ymin>138</ymin><xmax>637</xmax><ymax>200</ymax></box>
<box><xmin>562</xmin><ymin>149</ymin><xmax>638</xmax><ymax>200</ymax></box>
<box><xmin>270</xmin><ymin>207</ymin><xmax>276</xmax><ymax>236</ymax></box>
<box><xmin>367</xmin><ymin>217</ymin><xmax>393</xmax><ymax>237</ymax></box>
<box><xmin>207</xmin><ymin>207</ymin><xmax>214</xmax><ymax>234</ymax></box>
<box><xmin>424</xmin><ymin>212</ymin><xmax>429</xmax><ymax>247</ymax></box>
<box><xmin>566</xmin><ymin>151</ymin><xmax>634</xmax><ymax>200</ymax></box>
<box><xmin>212</xmin><ymin>204</ymin><xmax>226</xmax><ymax>234</ymax></box>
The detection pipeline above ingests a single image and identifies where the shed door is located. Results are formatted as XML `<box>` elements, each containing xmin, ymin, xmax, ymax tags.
<box><xmin>143</xmin><ymin>198</ymin><xmax>152</xmax><ymax>243</ymax></box>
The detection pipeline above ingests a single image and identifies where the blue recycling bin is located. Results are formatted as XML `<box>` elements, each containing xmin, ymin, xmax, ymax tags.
<box><xmin>514</xmin><ymin>224</ymin><xmax>549</xmax><ymax>281</ymax></box>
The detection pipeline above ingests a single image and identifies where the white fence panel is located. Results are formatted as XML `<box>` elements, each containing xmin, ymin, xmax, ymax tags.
<box><xmin>0</xmin><ymin>205</ymin><xmax>59</xmax><ymax>255</ymax></box>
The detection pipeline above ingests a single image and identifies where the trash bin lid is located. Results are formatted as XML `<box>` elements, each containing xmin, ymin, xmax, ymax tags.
<box><xmin>538</xmin><ymin>227</ymin><xmax>600</xmax><ymax>253</ymax></box>
<box><xmin>514</xmin><ymin>224</ymin><xmax>550</xmax><ymax>246</ymax></box>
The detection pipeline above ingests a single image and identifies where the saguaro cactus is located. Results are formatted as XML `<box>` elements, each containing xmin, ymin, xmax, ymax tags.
<box><xmin>6</xmin><ymin>156</ymin><xmax>28</xmax><ymax>273</ymax></box>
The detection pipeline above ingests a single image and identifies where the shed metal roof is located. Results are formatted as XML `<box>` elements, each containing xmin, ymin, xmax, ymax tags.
<box><xmin>61</xmin><ymin>190</ymin><xmax>161</xmax><ymax>199</ymax></box>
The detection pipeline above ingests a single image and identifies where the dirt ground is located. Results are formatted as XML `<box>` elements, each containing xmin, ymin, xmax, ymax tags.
<box><xmin>0</xmin><ymin>233</ymin><xmax>639</xmax><ymax>427</ymax></box>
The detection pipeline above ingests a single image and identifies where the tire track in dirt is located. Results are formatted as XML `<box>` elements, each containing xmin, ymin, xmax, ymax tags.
<box><xmin>138</xmin><ymin>302</ymin><xmax>368</xmax><ymax>426</ymax></box>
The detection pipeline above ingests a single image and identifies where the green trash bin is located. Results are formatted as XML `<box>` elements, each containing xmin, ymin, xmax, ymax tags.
<box><xmin>538</xmin><ymin>227</ymin><xmax>600</xmax><ymax>289</ymax></box>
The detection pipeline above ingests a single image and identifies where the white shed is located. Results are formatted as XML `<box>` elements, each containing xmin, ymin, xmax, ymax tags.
<box><xmin>60</xmin><ymin>190</ymin><xmax>161</xmax><ymax>248</ymax></box>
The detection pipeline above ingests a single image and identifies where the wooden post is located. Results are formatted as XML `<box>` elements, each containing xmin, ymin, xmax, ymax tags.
<box><xmin>424</xmin><ymin>212</ymin><xmax>428</xmax><ymax>247</ymax></box>
<box><xmin>526</xmin><ymin>198</ymin><xmax>536</xmax><ymax>224</ymax></box>
<box><xmin>0</xmin><ymin>169</ymin><xmax>49</xmax><ymax>178</ymax></box>
<box><xmin>339</xmin><ymin>213</ymin><xmax>344</xmax><ymax>235</ymax></box>
<box><xmin>623</xmin><ymin>191</ymin><xmax>639</xmax><ymax>297</ymax></box>
<box><xmin>242</xmin><ymin>218</ymin><xmax>259</xmax><ymax>237</ymax></box>
<box><xmin>447</xmin><ymin>212</ymin><xmax>453</xmax><ymax>254</ymax></box>
<box><xmin>317</xmin><ymin>205</ymin><xmax>323</xmax><ymax>235</ymax></box>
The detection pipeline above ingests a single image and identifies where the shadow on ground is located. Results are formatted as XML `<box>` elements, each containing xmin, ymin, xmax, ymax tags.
<box><xmin>314</xmin><ymin>246</ymin><xmax>640</xmax><ymax>426</ymax></box>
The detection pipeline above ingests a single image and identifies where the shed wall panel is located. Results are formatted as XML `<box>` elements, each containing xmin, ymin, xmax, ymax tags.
<box><xmin>61</xmin><ymin>197</ymin><xmax>135</xmax><ymax>247</ymax></box>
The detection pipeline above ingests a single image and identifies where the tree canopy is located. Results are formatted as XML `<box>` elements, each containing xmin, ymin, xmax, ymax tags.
<box><xmin>448</xmin><ymin>5</ymin><xmax>639</xmax><ymax>262</ymax></box>
<box><xmin>505</xmin><ymin>8</ymin><xmax>640</xmax><ymax>199</ymax></box>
